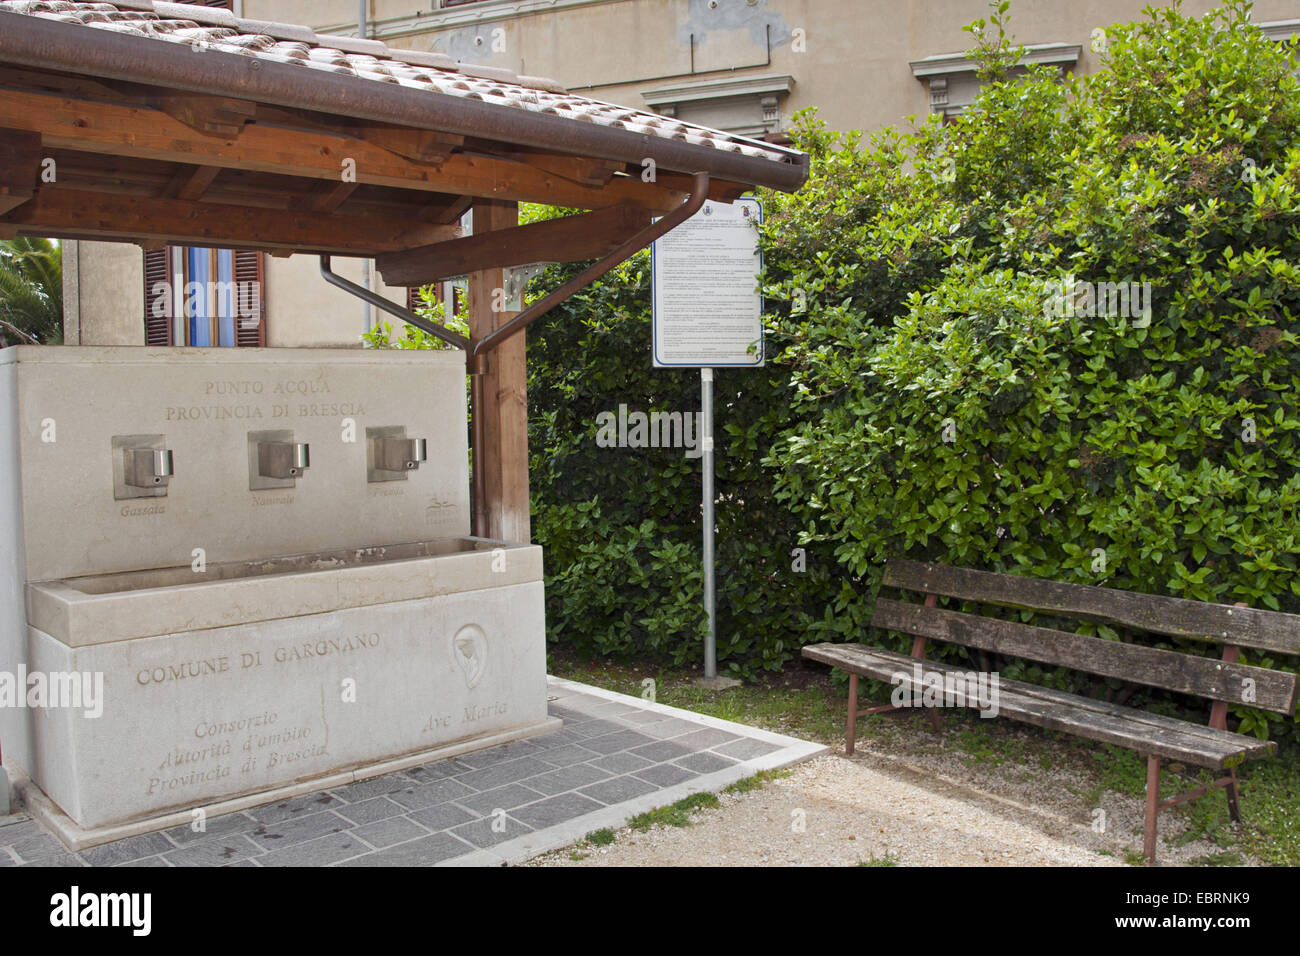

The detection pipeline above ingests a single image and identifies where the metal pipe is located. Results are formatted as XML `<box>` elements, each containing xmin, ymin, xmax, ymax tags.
<box><xmin>0</xmin><ymin>13</ymin><xmax>809</xmax><ymax>194</ymax></box>
<box><xmin>470</xmin><ymin>171</ymin><xmax>711</xmax><ymax>358</ymax></box>
<box><xmin>471</xmin><ymin>362</ymin><xmax>487</xmax><ymax>537</ymax></box>
<box><xmin>359</xmin><ymin>0</ymin><xmax>372</xmax><ymax>337</ymax></box>
<box><xmin>319</xmin><ymin>256</ymin><xmax>469</xmax><ymax>350</ymax></box>
<box><xmin>701</xmin><ymin>366</ymin><xmax>715</xmax><ymax>679</ymax></box>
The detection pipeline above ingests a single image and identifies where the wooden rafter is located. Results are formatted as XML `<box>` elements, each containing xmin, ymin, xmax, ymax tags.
<box><xmin>0</xmin><ymin>127</ymin><xmax>40</xmax><ymax>215</ymax></box>
<box><xmin>355</xmin><ymin>126</ymin><xmax>463</xmax><ymax>165</ymax></box>
<box><xmin>377</xmin><ymin>204</ymin><xmax>652</xmax><ymax>286</ymax></box>
<box><xmin>0</xmin><ymin>188</ymin><xmax>457</xmax><ymax>254</ymax></box>
<box><xmin>293</xmin><ymin>180</ymin><xmax>359</xmax><ymax>214</ymax></box>
<box><xmin>162</xmin><ymin>164</ymin><xmax>221</xmax><ymax>202</ymax></box>
<box><xmin>0</xmin><ymin>88</ymin><xmax>687</xmax><ymax>214</ymax></box>
<box><xmin>152</xmin><ymin>93</ymin><xmax>257</xmax><ymax>138</ymax></box>
<box><xmin>503</xmin><ymin>151</ymin><xmax>626</xmax><ymax>187</ymax></box>
<box><xmin>416</xmin><ymin>194</ymin><xmax>473</xmax><ymax>225</ymax></box>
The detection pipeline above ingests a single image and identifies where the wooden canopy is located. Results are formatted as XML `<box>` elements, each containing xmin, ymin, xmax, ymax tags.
<box><xmin>0</xmin><ymin>0</ymin><xmax>807</xmax><ymax>275</ymax></box>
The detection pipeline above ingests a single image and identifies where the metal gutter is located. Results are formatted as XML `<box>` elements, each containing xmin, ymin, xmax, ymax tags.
<box><xmin>0</xmin><ymin>11</ymin><xmax>809</xmax><ymax>194</ymax></box>
<box><xmin>318</xmin><ymin>257</ymin><xmax>471</xmax><ymax>351</ymax></box>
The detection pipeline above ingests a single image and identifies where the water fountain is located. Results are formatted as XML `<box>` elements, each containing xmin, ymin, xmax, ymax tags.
<box><xmin>0</xmin><ymin>345</ymin><xmax>554</xmax><ymax>837</ymax></box>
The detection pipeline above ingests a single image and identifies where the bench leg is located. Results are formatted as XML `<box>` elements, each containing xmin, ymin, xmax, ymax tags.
<box><xmin>1143</xmin><ymin>755</ymin><xmax>1161</xmax><ymax>866</ymax></box>
<box><xmin>1225</xmin><ymin>769</ymin><xmax>1242</xmax><ymax>825</ymax></box>
<box><xmin>926</xmin><ymin>707</ymin><xmax>942</xmax><ymax>733</ymax></box>
<box><xmin>846</xmin><ymin>673</ymin><xmax>859</xmax><ymax>756</ymax></box>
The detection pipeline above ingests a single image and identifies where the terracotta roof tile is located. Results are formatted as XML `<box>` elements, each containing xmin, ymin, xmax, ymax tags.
<box><xmin>0</xmin><ymin>0</ymin><xmax>802</xmax><ymax>167</ymax></box>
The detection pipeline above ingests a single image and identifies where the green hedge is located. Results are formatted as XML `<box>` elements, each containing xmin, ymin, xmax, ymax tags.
<box><xmin>387</xmin><ymin>1</ymin><xmax>1299</xmax><ymax>739</ymax></box>
<box><xmin>760</xmin><ymin>1</ymin><xmax>1299</xmax><ymax>739</ymax></box>
<box><xmin>525</xmin><ymin>249</ymin><xmax>848</xmax><ymax>678</ymax></box>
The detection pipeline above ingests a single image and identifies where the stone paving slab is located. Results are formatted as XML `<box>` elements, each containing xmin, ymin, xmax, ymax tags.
<box><xmin>0</xmin><ymin>676</ymin><xmax>825</xmax><ymax>867</ymax></box>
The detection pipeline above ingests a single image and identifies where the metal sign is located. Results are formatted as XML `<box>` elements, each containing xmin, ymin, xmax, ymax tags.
<box><xmin>651</xmin><ymin>197</ymin><xmax>764</xmax><ymax>368</ymax></box>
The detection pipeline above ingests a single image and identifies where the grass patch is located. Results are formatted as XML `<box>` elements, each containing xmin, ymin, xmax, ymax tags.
<box><xmin>1192</xmin><ymin>850</ymin><xmax>1246</xmax><ymax>867</ymax></box>
<box><xmin>723</xmin><ymin>769</ymin><xmax>791</xmax><ymax>795</ymax></box>
<box><xmin>586</xmin><ymin>828</ymin><xmax>615</xmax><ymax>846</ymax></box>
<box><xmin>568</xmin><ymin>851</ymin><xmax>589</xmax><ymax>861</ymax></box>
<box><xmin>627</xmin><ymin>793</ymin><xmax>720</xmax><ymax>831</ymax></box>
<box><xmin>547</xmin><ymin>649</ymin><xmax>843</xmax><ymax>745</ymax></box>
<box><xmin>858</xmin><ymin>851</ymin><xmax>899</xmax><ymax>867</ymax></box>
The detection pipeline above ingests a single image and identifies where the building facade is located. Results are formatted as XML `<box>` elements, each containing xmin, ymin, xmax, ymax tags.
<box><xmin>62</xmin><ymin>0</ymin><xmax>1300</xmax><ymax>348</ymax></box>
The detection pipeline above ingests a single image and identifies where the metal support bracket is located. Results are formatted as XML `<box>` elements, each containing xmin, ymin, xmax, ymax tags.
<box><xmin>502</xmin><ymin>263</ymin><xmax>554</xmax><ymax>311</ymax></box>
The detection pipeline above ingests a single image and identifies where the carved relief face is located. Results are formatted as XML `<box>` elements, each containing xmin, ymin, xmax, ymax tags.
<box><xmin>452</xmin><ymin>624</ymin><xmax>488</xmax><ymax>689</ymax></box>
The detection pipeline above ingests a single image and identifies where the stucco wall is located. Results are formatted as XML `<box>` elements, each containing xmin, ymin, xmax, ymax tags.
<box><xmin>248</xmin><ymin>0</ymin><xmax>1300</xmax><ymax>137</ymax></box>
<box><xmin>263</xmin><ymin>254</ymin><xmax>409</xmax><ymax>348</ymax></box>
<box><xmin>62</xmin><ymin>240</ymin><xmax>145</xmax><ymax>346</ymax></box>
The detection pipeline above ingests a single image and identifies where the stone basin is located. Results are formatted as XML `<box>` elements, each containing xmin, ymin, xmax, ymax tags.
<box><xmin>22</xmin><ymin>536</ymin><xmax>550</xmax><ymax>830</ymax></box>
<box><xmin>27</xmin><ymin>536</ymin><xmax>541</xmax><ymax>647</ymax></box>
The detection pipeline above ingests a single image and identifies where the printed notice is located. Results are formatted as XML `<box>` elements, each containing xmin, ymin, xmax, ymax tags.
<box><xmin>652</xmin><ymin>198</ymin><xmax>763</xmax><ymax>367</ymax></box>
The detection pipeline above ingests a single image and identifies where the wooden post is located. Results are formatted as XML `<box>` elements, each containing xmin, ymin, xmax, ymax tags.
<box><xmin>846</xmin><ymin>673</ymin><xmax>858</xmax><ymax>756</ymax></box>
<box><xmin>1144</xmin><ymin>754</ymin><xmax>1161</xmax><ymax>865</ymax></box>
<box><xmin>467</xmin><ymin>199</ymin><xmax>531</xmax><ymax>543</ymax></box>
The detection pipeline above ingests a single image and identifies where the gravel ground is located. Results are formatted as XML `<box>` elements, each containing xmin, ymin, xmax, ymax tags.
<box><xmin>527</xmin><ymin>702</ymin><xmax>1258</xmax><ymax>867</ymax></box>
<box><xmin>526</xmin><ymin>751</ymin><xmax>1124</xmax><ymax>867</ymax></box>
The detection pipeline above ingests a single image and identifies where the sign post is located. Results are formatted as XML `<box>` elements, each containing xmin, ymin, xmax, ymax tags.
<box><xmin>652</xmin><ymin>198</ymin><xmax>762</xmax><ymax>684</ymax></box>
<box><xmin>700</xmin><ymin>366</ymin><xmax>715</xmax><ymax>678</ymax></box>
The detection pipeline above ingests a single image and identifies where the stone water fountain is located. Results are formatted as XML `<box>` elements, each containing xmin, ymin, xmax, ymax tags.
<box><xmin>0</xmin><ymin>345</ymin><xmax>554</xmax><ymax>840</ymax></box>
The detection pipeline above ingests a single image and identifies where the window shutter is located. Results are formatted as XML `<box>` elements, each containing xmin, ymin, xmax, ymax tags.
<box><xmin>406</xmin><ymin>286</ymin><xmax>420</xmax><ymax>311</ymax></box>
<box><xmin>233</xmin><ymin>250</ymin><xmax>265</xmax><ymax>347</ymax></box>
<box><xmin>143</xmin><ymin>247</ymin><xmax>173</xmax><ymax>346</ymax></box>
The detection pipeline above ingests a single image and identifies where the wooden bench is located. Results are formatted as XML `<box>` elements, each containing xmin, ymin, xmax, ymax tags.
<box><xmin>802</xmin><ymin>558</ymin><xmax>1300</xmax><ymax>865</ymax></box>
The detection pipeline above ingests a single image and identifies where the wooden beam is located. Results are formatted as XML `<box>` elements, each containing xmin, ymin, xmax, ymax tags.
<box><xmin>0</xmin><ymin>64</ymin><xmax>123</xmax><ymax>101</ymax></box>
<box><xmin>0</xmin><ymin>127</ymin><xmax>41</xmax><ymax>215</ymax></box>
<box><xmin>416</xmin><ymin>194</ymin><xmax>472</xmax><ymax>225</ymax></box>
<box><xmin>0</xmin><ymin>187</ymin><xmax>457</xmax><ymax>254</ymax></box>
<box><xmin>377</xmin><ymin>204</ymin><xmax>651</xmax><ymax>286</ymax></box>
<box><xmin>356</xmin><ymin>126</ymin><xmax>463</xmax><ymax>164</ymax></box>
<box><xmin>0</xmin><ymin>192</ymin><xmax>30</xmax><ymax>216</ymax></box>
<box><xmin>293</xmin><ymin>179</ymin><xmax>358</xmax><ymax>214</ymax></box>
<box><xmin>153</xmin><ymin>93</ymin><xmax>257</xmax><ymax>138</ymax></box>
<box><xmin>468</xmin><ymin>199</ymin><xmax>530</xmax><ymax>543</ymax></box>
<box><xmin>504</xmin><ymin>151</ymin><xmax>625</xmax><ymax>186</ymax></box>
<box><xmin>656</xmin><ymin>170</ymin><xmax>751</xmax><ymax>203</ymax></box>
<box><xmin>163</xmin><ymin>164</ymin><xmax>221</xmax><ymax>202</ymax></box>
<box><xmin>0</xmin><ymin>89</ymin><xmax>687</xmax><ymax>213</ymax></box>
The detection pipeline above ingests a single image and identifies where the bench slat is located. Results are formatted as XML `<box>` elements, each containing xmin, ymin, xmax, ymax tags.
<box><xmin>802</xmin><ymin>643</ymin><xmax>1277</xmax><ymax>769</ymax></box>
<box><xmin>872</xmin><ymin>598</ymin><xmax>1300</xmax><ymax>715</ymax></box>
<box><xmin>882</xmin><ymin>559</ymin><xmax>1300</xmax><ymax>656</ymax></box>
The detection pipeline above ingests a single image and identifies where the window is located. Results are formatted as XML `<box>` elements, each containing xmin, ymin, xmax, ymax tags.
<box><xmin>643</xmin><ymin>74</ymin><xmax>795</xmax><ymax>138</ymax></box>
<box><xmin>910</xmin><ymin>43</ymin><xmax>1080</xmax><ymax>122</ymax></box>
<box><xmin>142</xmin><ymin>247</ymin><xmax>265</xmax><ymax>347</ymax></box>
